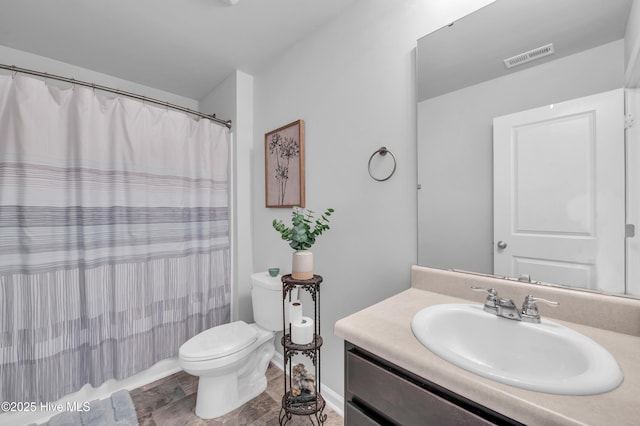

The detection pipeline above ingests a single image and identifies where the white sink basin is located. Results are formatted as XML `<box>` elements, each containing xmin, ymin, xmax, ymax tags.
<box><xmin>411</xmin><ymin>304</ymin><xmax>623</xmax><ymax>395</ymax></box>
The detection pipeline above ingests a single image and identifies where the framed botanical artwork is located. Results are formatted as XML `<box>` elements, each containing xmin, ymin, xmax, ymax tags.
<box><xmin>265</xmin><ymin>119</ymin><xmax>305</xmax><ymax>208</ymax></box>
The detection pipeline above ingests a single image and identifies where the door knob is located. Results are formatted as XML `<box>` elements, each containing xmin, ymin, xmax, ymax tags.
<box><xmin>497</xmin><ymin>241</ymin><xmax>507</xmax><ymax>249</ymax></box>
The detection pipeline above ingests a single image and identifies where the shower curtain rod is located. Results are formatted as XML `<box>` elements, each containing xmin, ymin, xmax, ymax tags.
<box><xmin>0</xmin><ymin>64</ymin><xmax>232</xmax><ymax>129</ymax></box>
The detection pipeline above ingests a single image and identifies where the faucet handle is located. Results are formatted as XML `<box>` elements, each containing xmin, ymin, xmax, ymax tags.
<box><xmin>471</xmin><ymin>286</ymin><xmax>497</xmax><ymax>296</ymax></box>
<box><xmin>471</xmin><ymin>286</ymin><xmax>498</xmax><ymax>313</ymax></box>
<box><xmin>521</xmin><ymin>295</ymin><xmax>559</xmax><ymax>323</ymax></box>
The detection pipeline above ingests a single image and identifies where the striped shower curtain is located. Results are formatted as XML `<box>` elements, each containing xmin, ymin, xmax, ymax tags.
<box><xmin>0</xmin><ymin>75</ymin><xmax>230</xmax><ymax>403</ymax></box>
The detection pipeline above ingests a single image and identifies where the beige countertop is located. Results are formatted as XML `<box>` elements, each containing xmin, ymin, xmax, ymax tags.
<box><xmin>334</xmin><ymin>284</ymin><xmax>640</xmax><ymax>426</ymax></box>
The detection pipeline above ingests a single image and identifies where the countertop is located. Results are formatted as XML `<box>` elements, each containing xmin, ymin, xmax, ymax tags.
<box><xmin>334</xmin><ymin>287</ymin><xmax>640</xmax><ymax>426</ymax></box>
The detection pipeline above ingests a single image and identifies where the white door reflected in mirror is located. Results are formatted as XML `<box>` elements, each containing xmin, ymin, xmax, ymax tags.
<box><xmin>493</xmin><ymin>89</ymin><xmax>625</xmax><ymax>293</ymax></box>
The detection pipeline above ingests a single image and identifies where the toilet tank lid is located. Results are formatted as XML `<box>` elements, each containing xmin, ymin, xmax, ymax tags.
<box><xmin>251</xmin><ymin>272</ymin><xmax>283</xmax><ymax>291</ymax></box>
<box><xmin>179</xmin><ymin>321</ymin><xmax>257</xmax><ymax>361</ymax></box>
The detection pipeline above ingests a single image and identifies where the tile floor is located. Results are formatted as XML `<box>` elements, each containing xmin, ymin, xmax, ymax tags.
<box><xmin>130</xmin><ymin>363</ymin><xmax>344</xmax><ymax>425</ymax></box>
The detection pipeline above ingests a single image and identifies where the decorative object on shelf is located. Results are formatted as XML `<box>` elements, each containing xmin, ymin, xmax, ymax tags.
<box><xmin>265</xmin><ymin>120</ymin><xmax>305</xmax><ymax>208</ymax></box>
<box><xmin>269</xmin><ymin>267</ymin><xmax>280</xmax><ymax>277</ymax></box>
<box><xmin>368</xmin><ymin>146</ymin><xmax>397</xmax><ymax>181</ymax></box>
<box><xmin>272</xmin><ymin>207</ymin><xmax>334</xmax><ymax>280</ymax></box>
<box><xmin>292</xmin><ymin>250</ymin><xmax>313</xmax><ymax>280</ymax></box>
<box><xmin>291</xmin><ymin>363</ymin><xmax>316</xmax><ymax>397</ymax></box>
<box><xmin>279</xmin><ymin>274</ymin><xmax>326</xmax><ymax>425</ymax></box>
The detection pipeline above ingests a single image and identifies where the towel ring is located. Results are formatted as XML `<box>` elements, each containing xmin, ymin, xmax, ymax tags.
<box><xmin>368</xmin><ymin>146</ymin><xmax>397</xmax><ymax>182</ymax></box>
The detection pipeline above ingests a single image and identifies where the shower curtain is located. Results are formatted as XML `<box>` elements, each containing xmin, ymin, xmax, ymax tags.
<box><xmin>0</xmin><ymin>74</ymin><xmax>230</xmax><ymax>403</ymax></box>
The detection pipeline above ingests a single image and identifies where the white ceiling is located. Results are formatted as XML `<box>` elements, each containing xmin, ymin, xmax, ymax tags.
<box><xmin>0</xmin><ymin>0</ymin><xmax>358</xmax><ymax>99</ymax></box>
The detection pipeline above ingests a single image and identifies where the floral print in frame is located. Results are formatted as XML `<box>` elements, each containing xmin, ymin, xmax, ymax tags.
<box><xmin>265</xmin><ymin>119</ymin><xmax>305</xmax><ymax>207</ymax></box>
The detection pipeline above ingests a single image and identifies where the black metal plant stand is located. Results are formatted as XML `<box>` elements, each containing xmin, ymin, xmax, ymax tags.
<box><xmin>279</xmin><ymin>274</ymin><xmax>327</xmax><ymax>425</ymax></box>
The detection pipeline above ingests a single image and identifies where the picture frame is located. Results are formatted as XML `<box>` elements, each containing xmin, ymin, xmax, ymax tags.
<box><xmin>265</xmin><ymin>119</ymin><xmax>306</xmax><ymax>208</ymax></box>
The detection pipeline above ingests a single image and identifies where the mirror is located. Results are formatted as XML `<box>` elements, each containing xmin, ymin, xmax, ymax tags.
<box><xmin>416</xmin><ymin>0</ymin><xmax>639</xmax><ymax>297</ymax></box>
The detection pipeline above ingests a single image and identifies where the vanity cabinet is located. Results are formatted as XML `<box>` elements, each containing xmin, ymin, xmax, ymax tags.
<box><xmin>344</xmin><ymin>342</ymin><xmax>522</xmax><ymax>426</ymax></box>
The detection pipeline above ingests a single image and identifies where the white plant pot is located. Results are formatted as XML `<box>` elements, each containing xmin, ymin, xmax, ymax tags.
<box><xmin>292</xmin><ymin>250</ymin><xmax>313</xmax><ymax>280</ymax></box>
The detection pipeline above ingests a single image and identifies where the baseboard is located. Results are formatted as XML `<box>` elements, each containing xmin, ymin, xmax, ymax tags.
<box><xmin>269</xmin><ymin>356</ymin><xmax>344</xmax><ymax>418</ymax></box>
<box><xmin>319</xmin><ymin>383</ymin><xmax>344</xmax><ymax>418</ymax></box>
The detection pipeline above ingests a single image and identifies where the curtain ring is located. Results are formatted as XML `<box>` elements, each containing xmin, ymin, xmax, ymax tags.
<box><xmin>368</xmin><ymin>146</ymin><xmax>397</xmax><ymax>181</ymax></box>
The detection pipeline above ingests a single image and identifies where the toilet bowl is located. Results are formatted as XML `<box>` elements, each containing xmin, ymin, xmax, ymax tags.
<box><xmin>178</xmin><ymin>272</ymin><xmax>288</xmax><ymax>419</ymax></box>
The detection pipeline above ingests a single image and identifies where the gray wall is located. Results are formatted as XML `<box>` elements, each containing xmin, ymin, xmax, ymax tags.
<box><xmin>200</xmin><ymin>71</ymin><xmax>256</xmax><ymax>324</ymax></box>
<box><xmin>251</xmin><ymin>0</ymin><xmax>496</xmax><ymax>401</ymax></box>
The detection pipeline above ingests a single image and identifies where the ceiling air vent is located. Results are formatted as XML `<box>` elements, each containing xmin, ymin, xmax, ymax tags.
<box><xmin>503</xmin><ymin>43</ymin><xmax>555</xmax><ymax>69</ymax></box>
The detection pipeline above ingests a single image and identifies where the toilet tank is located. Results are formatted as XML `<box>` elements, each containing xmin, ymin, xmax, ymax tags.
<box><xmin>251</xmin><ymin>272</ymin><xmax>287</xmax><ymax>331</ymax></box>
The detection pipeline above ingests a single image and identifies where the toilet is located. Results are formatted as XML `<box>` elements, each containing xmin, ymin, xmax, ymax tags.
<box><xmin>179</xmin><ymin>272</ymin><xmax>290</xmax><ymax>419</ymax></box>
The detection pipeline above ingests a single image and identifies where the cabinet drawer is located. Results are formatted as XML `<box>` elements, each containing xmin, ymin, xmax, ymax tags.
<box><xmin>346</xmin><ymin>402</ymin><xmax>383</xmax><ymax>426</ymax></box>
<box><xmin>347</xmin><ymin>351</ymin><xmax>494</xmax><ymax>426</ymax></box>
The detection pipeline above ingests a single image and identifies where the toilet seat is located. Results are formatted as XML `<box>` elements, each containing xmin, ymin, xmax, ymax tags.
<box><xmin>179</xmin><ymin>321</ymin><xmax>258</xmax><ymax>362</ymax></box>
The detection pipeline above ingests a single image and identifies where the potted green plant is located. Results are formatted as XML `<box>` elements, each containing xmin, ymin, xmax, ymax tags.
<box><xmin>272</xmin><ymin>207</ymin><xmax>334</xmax><ymax>279</ymax></box>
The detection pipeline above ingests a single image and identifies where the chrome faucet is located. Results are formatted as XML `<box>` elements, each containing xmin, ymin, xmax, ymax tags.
<box><xmin>470</xmin><ymin>286</ymin><xmax>498</xmax><ymax>314</ymax></box>
<box><xmin>496</xmin><ymin>297</ymin><xmax>521</xmax><ymax>320</ymax></box>
<box><xmin>471</xmin><ymin>286</ymin><xmax>559</xmax><ymax>323</ymax></box>
<box><xmin>520</xmin><ymin>295</ymin><xmax>559</xmax><ymax>323</ymax></box>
